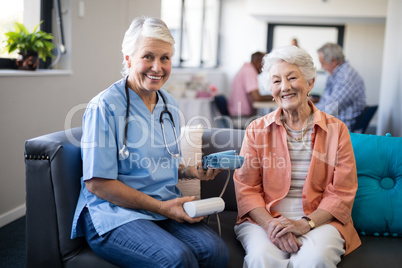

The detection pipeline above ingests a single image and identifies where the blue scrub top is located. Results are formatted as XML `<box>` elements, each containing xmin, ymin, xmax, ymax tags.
<box><xmin>71</xmin><ymin>78</ymin><xmax>182</xmax><ymax>239</ymax></box>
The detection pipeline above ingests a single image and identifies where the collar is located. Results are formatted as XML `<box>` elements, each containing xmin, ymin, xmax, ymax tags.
<box><xmin>261</xmin><ymin>101</ymin><xmax>329</xmax><ymax>133</ymax></box>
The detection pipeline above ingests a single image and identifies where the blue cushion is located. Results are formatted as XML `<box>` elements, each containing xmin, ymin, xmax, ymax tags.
<box><xmin>350</xmin><ymin>132</ymin><xmax>402</xmax><ymax>237</ymax></box>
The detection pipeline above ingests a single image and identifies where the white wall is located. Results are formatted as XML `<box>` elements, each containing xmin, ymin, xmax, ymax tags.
<box><xmin>344</xmin><ymin>24</ymin><xmax>385</xmax><ymax>106</ymax></box>
<box><xmin>219</xmin><ymin>0</ymin><xmax>267</xmax><ymax>91</ymax></box>
<box><xmin>377</xmin><ymin>0</ymin><xmax>402</xmax><ymax>136</ymax></box>
<box><xmin>0</xmin><ymin>0</ymin><xmax>161</xmax><ymax>227</ymax></box>
<box><xmin>246</xmin><ymin>0</ymin><xmax>387</xmax><ymax>22</ymax></box>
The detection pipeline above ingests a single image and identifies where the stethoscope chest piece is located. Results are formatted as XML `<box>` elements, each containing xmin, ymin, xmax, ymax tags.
<box><xmin>119</xmin><ymin>145</ymin><xmax>130</xmax><ymax>160</ymax></box>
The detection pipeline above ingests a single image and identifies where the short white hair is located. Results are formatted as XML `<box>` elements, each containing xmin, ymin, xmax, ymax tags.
<box><xmin>261</xmin><ymin>45</ymin><xmax>316</xmax><ymax>91</ymax></box>
<box><xmin>121</xmin><ymin>17</ymin><xmax>175</xmax><ymax>76</ymax></box>
<box><xmin>318</xmin><ymin>42</ymin><xmax>345</xmax><ymax>63</ymax></box>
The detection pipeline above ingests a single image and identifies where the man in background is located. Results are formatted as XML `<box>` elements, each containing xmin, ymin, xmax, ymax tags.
<box><xmin>228</xmin><ymin>52</ymin><xmax>273</xmax><ymax>117</ymax></box>
<box><xmin>315</xmin><ymin>43</ymin><xmax>366</xmax><ymax>129</ymax></box>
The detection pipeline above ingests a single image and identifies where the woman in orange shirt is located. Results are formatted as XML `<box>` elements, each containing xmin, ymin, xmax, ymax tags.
<box><xmin>234</xmin><ymin>45</ymin><xmax>361</xmax><ymax>268</ymax></box>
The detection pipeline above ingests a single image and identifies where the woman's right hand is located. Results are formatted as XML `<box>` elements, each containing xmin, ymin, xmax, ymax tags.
<box><xmin>269</xmin><ymin>232</ymin><xmax>301</xmax><ymax>253</ymax></box>
<box><xmin>86</xmin><ymin>178</ymin><xmax>204</xmax><ymax>224</ymax></box>
<box><xmin>158</xmin><ymin>195</ymin><xmax>205</xmax><ymax>224</ymax></box>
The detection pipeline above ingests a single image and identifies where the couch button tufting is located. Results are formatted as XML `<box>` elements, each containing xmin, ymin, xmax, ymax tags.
<box><xmin>380</xmin><ymin>177</ymin><xmax>395</xmax><ymax>189</ymax></box>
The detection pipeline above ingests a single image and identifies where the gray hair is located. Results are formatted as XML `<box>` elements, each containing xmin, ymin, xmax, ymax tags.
<box><xmin>261</xmin><ymin>45</ymin><xmax>316</xmax><ymax>91</ymax></box>
<box><xmin>121</xmin><ymin>17</ymin><xmax>175</xmax><ymax>76</ymax></box>
<box><xmin>317</xmin><ymin>42</ymin><xmax>345</xmax><ymax>63</ymax></box>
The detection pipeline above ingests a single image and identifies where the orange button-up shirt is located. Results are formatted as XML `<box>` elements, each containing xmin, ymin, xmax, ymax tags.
<box><xmin>234</xmin><ymin>102</ymin><xmax>361</xmax><ymax>255</ymax></box>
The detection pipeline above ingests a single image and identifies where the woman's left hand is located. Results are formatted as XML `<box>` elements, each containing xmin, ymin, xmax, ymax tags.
<box><xmin>269</xmin><ymin>216</ymin><xmax>309</xmax><ymax>239</ymax></box>
<box><xmin>184</xmin><ymin>162</ymin><xmax>223</xmax><ymax>181</ymax></box>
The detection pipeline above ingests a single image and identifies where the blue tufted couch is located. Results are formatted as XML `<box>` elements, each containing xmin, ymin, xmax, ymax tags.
<box><xmin>25</xmin><ymin>127</ymin><xmax>402</xmax><ymax>267</ymax></box>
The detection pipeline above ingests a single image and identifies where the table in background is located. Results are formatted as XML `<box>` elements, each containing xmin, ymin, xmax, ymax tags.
<box><xmin>177</xmin><ymin>98</ymin><xmax>218</xmax><ymax>127</ymax></box>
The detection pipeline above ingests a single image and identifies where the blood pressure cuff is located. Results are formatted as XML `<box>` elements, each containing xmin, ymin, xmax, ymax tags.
<box><xmin>202</xmin><ymin>150</ymin><xmax>245</xmax><ymax>170</ymax></box>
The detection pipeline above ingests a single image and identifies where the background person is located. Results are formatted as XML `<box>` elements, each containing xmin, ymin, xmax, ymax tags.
<box><xmin>70</xmin><ymin>17</ymin><xmax>229</xmax><ymax>268</ymax></box>
<box><xmin>291</xmin><ymin>38</ymin><xmax>299</xmax><ymax>47</ymax></box>
<box><xmin>233</xmin><ymin>45</ymin><xmax>361</xmax><ymax>268</ymax></box>
<box><xmin>315</xmin><ymin>42</ymin><xmax>366</xmax><ymax>129</ymax></box>
<box><xmin>228</xmin><ymin>51</ymin><xmax>273</xmax><ymax>117</ymax></box>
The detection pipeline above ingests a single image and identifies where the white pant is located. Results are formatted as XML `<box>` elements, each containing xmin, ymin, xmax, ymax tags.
<box><xmin>235</xmin><ymin>221</ymin><xmax>345</xmax><ymax>268</ymax></box>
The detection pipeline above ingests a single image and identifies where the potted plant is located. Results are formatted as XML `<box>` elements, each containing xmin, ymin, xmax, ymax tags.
<box><xmin>3</xmin><ymin>21</ymin><xmax>54</xmax><ymax>70</ymax></box>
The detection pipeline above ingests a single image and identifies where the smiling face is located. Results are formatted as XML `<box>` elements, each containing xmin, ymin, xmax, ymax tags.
<box><xmin>270</xmin><ymin>60</ymin><xmax>314</xmax><ymax>112</ymax></box>
<box><xmin>126</xmin><ymin>37</ymin><xmax>172</xmax><ymax>96</ymax></box>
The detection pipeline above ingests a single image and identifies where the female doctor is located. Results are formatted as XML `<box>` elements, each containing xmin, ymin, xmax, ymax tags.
<box><xmin>70</xmin><ymin>17</ymin><xmax>229</xmax><ymax>268</ymax></box>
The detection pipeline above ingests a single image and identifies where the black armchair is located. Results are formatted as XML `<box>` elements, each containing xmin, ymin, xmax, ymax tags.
<box><xmin>25</xmin><ymin>127</ymin><xmax>117</xmax><ymax>268</ymax></box>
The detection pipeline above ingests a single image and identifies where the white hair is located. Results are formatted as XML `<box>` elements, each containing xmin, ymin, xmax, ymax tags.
<box><xmin>261</xmin><ymin>45</ymin><xmax>316</xmax><ymax>92</ymax></box>
<box><xmin>121</xmin><ymin>17</ymin><xmax>175</xmax><ymax>76</ymax></box>
<box><xmin>318</xmin><ymin>42</ymin><xmax>345</xmax><ymax>63</ymax></box>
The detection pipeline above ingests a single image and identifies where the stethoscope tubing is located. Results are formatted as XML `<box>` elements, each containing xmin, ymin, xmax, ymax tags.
<box><xmin>120</xmin><ymin>76</ymin><xmax>180</xmax><ymax>159</ymax></box>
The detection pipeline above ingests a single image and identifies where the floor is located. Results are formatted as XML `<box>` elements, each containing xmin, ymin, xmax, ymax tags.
<box><xmin>0</xmin><ymin>216</ymin><xmax>26</xmax><ymax>268</ymax></box>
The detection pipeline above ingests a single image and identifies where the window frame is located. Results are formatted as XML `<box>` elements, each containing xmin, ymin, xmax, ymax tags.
<box><xmin>39</xmin><ymin>0</ymin><xmax>53</xmax><ymax>69</ymax></box>
<box><xmin>267</xmin><ymin>23</ymin><xmax>345</xmax><ymax>53</ymax></box>
<box><xmin>166</xmin><ymin>0</ymin><xmax>222</xmax><ymax>69</ymax></box>
<box><xmin>0</xmin><ymin>0</ymin><xmax>64</xmax><ymax>70</ymax></box>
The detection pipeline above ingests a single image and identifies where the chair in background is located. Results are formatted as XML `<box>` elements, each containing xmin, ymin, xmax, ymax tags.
<box><xmin>350</xmin><ymin>105</ymin><xmax>378</xmax><ymax>134</ymax></box>
<box><xmin>213</xmin><ymin>95</ymin><xmax>231</xmax><ymax>128</ymax></box>
<box><xmin>213</xmin><ymin>95</ymin><xmax>258</xmax><ymax>129</ymax></box>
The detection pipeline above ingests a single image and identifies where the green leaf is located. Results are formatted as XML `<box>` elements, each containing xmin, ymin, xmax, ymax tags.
<box><xmin>3</xmin><ymin>21</ymin><xmax>55</xmax><ymax>62</ymax></box>
<box><xmin>15</xmin><ymin>22</ymin><xmax>29</xmax><ymax>35</ymax></box>
<box><xmin>32</xmin><ymin>24</ymin><xmax>39</xmax><ymax>34</ymax></box>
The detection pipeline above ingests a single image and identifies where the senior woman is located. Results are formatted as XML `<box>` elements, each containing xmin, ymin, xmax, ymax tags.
<box><xmin>70</xmin><ymin>17</ymin><xmax>229</xmax><ymax>268</ymax></box>
<box><xmin>233</xmin><ymin>45</ymin><xmax>361</xmax><ymax>268</ymax></box>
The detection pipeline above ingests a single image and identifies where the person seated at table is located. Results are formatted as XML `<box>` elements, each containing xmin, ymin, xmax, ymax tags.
<box><xmin>315</xmin><ymin>42</ymin><xmax>366</xmax><ymax>129</ymax></box>
<box><xmin>70</xmin><ymin>16</ymin><xmax>229</xmax><ymax>268</ymax></box>
<box><xmin>233</xmin><ymin>45</ymin><xmax>361</xmax><ymax>268</ymax></box>
<box><xmin>228</xmin><ymin>52</ymin><xmax>273</xmax><ymax>117</ymax></box>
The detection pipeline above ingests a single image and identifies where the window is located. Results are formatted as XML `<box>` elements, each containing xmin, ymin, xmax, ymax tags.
<box><xmin>0</xmin><ymin>0</ymin><xmax>25</xmax><ymax>59</ymax></box>
<box><xmin>0</xmin><ymin>0</ymin><xmax>44</xmax><ymax>57</ymax></box>
<box><xmin>0</xmin><ymin>0</ymin><xmax>61</xmax><ymax>69</ymax></box>
<box><xmin>161</xmin><ymin>0</ymin><xmax>221</xmax><ymax>68</ymax></box>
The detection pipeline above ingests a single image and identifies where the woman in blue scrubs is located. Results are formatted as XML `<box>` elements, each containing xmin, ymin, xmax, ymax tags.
<box><xmin>71</xmin><ymin>17</ymin><xmax>229</xmax><ymax>268</ymax></box>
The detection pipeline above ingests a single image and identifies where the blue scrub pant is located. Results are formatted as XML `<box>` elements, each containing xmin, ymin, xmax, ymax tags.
<box><xmin>82</xmin><ymin>208</ymin><xmax>229</xmax><ymax>268</ymax></box>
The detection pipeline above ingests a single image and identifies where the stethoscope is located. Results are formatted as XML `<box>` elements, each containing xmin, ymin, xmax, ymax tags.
<box><xmin>119</xmin><ymin>76</ymin><xmax>181</xmax><ymax>160</ymax></box>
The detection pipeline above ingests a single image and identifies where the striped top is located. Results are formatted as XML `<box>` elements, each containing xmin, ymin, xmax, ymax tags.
<box><xmin>271</xmin><ymin>117</ymin><xmax>314</xmax><ymax>219</ymax></box>
<box><xmin>284</xmin><ymin>118</ymin><xmax>313</xmax><ymax>199</ymax></box>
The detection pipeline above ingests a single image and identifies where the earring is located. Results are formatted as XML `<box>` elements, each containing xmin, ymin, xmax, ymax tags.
<box><xmin>307</xmin><ymin>91</ymin><xmax>311</xmax><ymax>97</ymax></box>
<box><xmin>272</xmin><ymin>97</ymin><xmax>275</xmax><ymax>102</ymax></box>
<box><xmin>125</xmin><ymin>55</ymin><xmax>131</xmax><ymax>68</ymax></box>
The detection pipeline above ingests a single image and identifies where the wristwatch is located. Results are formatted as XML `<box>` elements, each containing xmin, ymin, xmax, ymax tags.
<box><xmin>302</xmin><ymin>216</ymin><xmax>315</xmax><ymax>230</ymax></box>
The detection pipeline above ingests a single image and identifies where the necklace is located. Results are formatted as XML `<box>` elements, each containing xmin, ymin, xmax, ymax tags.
<box><xmin>282</xmin><ymin>116</ymin><xmax>313</xmax><ymax>142</ymax></box>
